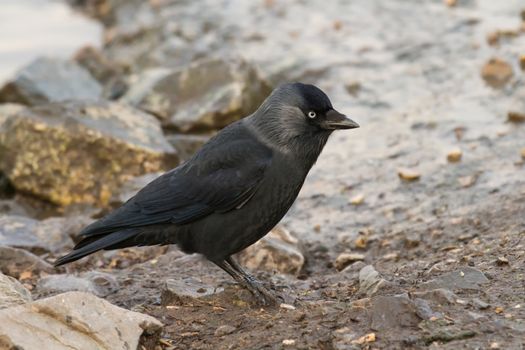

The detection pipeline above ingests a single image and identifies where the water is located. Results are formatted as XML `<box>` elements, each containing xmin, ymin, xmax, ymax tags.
<box><xmin>0</xmin><ymin>0</ymin><xmax>101</xmax><ymax>84</ymax></box>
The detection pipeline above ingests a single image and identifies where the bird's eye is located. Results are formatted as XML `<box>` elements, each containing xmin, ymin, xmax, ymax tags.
<box><xmin>308</xmin><ymin>111</ymin><xmax>316</xmax><ymax>119</ymax></box>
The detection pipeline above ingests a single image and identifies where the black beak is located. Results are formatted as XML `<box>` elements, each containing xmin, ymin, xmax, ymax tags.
<box><xmin>322</xmin><ymin>109</ymin><xmax>360</xmax><ymax>130</ymax></box>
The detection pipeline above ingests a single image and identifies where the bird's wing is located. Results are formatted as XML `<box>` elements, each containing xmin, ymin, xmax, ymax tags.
<box><xmin>80</xmin><ymin>126</ymin><xmax>273</xmax><ymax>237</ymax></box>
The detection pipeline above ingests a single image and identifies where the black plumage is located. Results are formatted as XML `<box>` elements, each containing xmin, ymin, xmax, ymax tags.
<box><xmin>55</xmin><ymin>82</ymin><xmax>359</xmax><ymax>304</ymax></box>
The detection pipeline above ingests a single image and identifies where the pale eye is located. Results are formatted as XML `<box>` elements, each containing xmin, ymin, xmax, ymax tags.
<box><xmin>308</xmin><ymin>111</ymin><xmax>317</xmax><ymax>119</ymax></box>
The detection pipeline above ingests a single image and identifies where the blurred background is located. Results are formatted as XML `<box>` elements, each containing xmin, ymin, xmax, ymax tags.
<box><xmin>0</xmin><ymin>1</ymin><xmax>524</xmax><ymax>349</ymax></box>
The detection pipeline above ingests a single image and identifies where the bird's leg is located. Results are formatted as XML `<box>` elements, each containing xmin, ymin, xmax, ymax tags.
<box><xmin>214</xmin><ymin>257</ymin><xmax>277</xmax><ymax>306</ymax></box>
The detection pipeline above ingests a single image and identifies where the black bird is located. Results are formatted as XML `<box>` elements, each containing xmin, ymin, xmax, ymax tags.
<box><xmin>55</xmin><ymin>83</ymin><xmax>359</xmax><ymax>304</ymax></box>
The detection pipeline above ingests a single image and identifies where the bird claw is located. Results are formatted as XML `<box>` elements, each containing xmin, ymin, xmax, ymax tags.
<box><xmin>241</xmin><ymin>278</ymin><xmax>279</xmax><ymax>306</ymax></box>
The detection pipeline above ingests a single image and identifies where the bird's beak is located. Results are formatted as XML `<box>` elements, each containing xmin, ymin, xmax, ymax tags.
<box><xmin>322</xmin><ymin>109</ymin><xmax>360</xmax><ymax>130</ymax></box>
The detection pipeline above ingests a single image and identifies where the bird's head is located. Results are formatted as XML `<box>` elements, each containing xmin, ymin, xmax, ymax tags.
<box><xmin>248</xmin><ymin>83</ymin><xmax>359</xmax><ymax>155</ymax></box>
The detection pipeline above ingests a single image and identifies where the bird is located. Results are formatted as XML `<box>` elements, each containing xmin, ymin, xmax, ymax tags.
<box><xmin>55</xmin><ymin>82</ymin><xmax>359</xmax><ymax>305</ymax></box>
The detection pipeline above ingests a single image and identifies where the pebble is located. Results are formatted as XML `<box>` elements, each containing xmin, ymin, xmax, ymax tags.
<box><xmin>398</xmin><ymin>168</ymin><xmax>421</xmax><ymax>181</ymax></box>
<box><xmin>447</xmin><ymin>149</ymin><xmax>462</xmax><ymax>163</ymax></box>
<box><xmin>214</xmin><ymin>325</ymin><xmax>236</xmax><ymax>337</ymax></box>
<box><xmin>335</xmin><ymin>253</ymin><xmax>365</xmax><ymax>271</ymax></box>
<box><xmin>481</xmin><ymin>58</ymin><xmax>513</xmax><ymax>88</ymax></box>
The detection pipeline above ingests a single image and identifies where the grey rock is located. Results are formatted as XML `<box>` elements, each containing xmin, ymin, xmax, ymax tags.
<box><xmin>0</xmin><ymin>291</ymin><xmax>162</xmax><ymax>349</ymax></box>
<box><xmin>37</xmin><ymin>271</ymin><xmax>119</xmax><ymax>297</ymax></box>
<box><xmin>0</xmin><ymin>103</ymin><xmax>25</xmax><ymax>127</ymax></box>
<box><xmin>413</xmin><ymin>298</ymin><xmax>441</xmax><ymax>320</ymax></box>
<box><xmin>166</xmin><ymin>133</ymin><xmax>211</xmax><ymax>161</ymax></box>
<box><xmin>0</xmin><ymin>101</ymin><xmax>177</xmax><ymax>206</ymax></box>
<box><xmin>111</xmin><ymin>172</ymin><xmax>162</xmax><ymax>206</ymax></box>
<box><xmin>370</xmin><ymin>293</ymin><xmax>422</xmax><ymax>331</ymax></box>
<box><xmin>471</xmin><ymin>298</ymin><xmax>490</xmax><ymax>310</ymax></box>
<box><xmin>0</xmin><ymin>57</ymin><xmax>102</xmax><ymax>105</ymax></box>
<box><xmin>0</xmin><ymin>215</ymin><xmax>51</xmax><ymax>254</ymax></box>
<box><xmin>421</xmin><ymin>267</ymin><xmax>489</xmax><ymax>291</ymax></box>
<box><xmin>0</xmin><ymin>272</ymin><xmax>32</xmax><ymax>309</ymax></box>
<box><xmin>161</xmin><ymin>277</ymin><xmax>224</xmax><ymax>305</ymax></box>
<box><xmin>123</xmin><ymin>57</ymin><xmax>272</xmax><ymax>131</ymax></box>
<box><xmin>0</xmin><ymin>200</ymin><xmax>28</xmax><ymax>216</ymax></box>
<box><xmin>238</xmin><ymin>226</ymin><xmax>304</xmax><ymax>276</ymax></box>
<box><xmin>335</xmin><ymin>253</ymin><xmax>365</xmax><ymax>271</ymax></box>
<box><xmin>214</xmin><ymin>325</ymin><xmax>237</xmax><ymax>337</ymax></box>
<box><xmin>0</xmin><ymin>246</ymin><xmax>53</xmax><ymax>278</ymax></box>
<box><xmin>410</xmin><ymin>288</ymin><xmax>458</xmax><ymax>305</ymax></box>
<box><xmin>358</xmin><ymin>265</ymin><xmax>388</xmax><ymax>296</ymax></box>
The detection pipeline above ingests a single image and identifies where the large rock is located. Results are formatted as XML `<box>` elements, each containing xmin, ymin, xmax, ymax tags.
<box><xmin>0</xmin><ymin>272</ymin><xmax>32</xmax><ymax>309</ymax></box>
<box><xmin>0</xmin><ymin>101</ymin><xmax>177</xmax><ymax>206</ymax></box>
<box><xmin>0</xmin><ymin>57</ymin><xmax>103</xmax><ymax>105</ymax></box>
<box><xmin>237</xmin><ymin>226</ymin><xmax>305</xmax><ymax>276</ymax></box>
<box><xmin>123</xmin><ymin>58</ymin><xmax>272</xmax><ymax>131</ymax></box>
<box><xmin>0</xmin><ymin>291</ymin><xmax>162</xmax><ymax>349</ymax></box>
<box><xmin>166</xmin><ymin>133</ymin><xmax>210</xmax><ymax>161</ymax></box>
<box><xmin>421</xmin><ymin>267</ymin><xmax>489</xmax><ymax>291</ymax></box>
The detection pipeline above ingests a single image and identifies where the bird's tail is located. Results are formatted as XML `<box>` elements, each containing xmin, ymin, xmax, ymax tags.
<box><xmin>54</xmin><ymin>229</ymin><xmax>137</xmax><ymax>266</ymax></box>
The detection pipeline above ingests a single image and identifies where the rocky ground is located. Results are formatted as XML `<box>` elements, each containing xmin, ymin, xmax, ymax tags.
<box><xmin>0</xmin><ymin>0</ymin><xmax>524</xmax><ymax>349</ymax></box>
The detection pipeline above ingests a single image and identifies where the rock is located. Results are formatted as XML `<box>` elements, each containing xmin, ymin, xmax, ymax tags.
<box><xmin>161</xmin><ymin>277</ymin><xmax>224</xmax><ymax>305</ymax></box>
<box><xmin>123</xmin><ymin>57</ymin><xmax>272</xmax><ymax>131</ymax></box>
<box><xmin>0</xmin><ymin>215</ymin><xmax>51</xmax><ymax>254</ymax></box>
<box><xmin>472</xmin><ymin>298</ymin><xmax>490</xmax><ymax>310</ymax></box>
<box><xmin>0</xmin><ymin>272</ymin><xmax>32</xmax><ymax>309</ymax></box>
<box><xmin>370</xmin><ymin>294</ymin><xmax>422</xmax><ymax>331</ymax></box>
<box><xmin>166</xmin><ymin>133</ymin><xmax>211</xmax><ymax>161</ymax></box>
<box><xmin>349</xmin><ymin>194</ymin><xmax>365</xmax><ymax>205</ymax></box>
<box><xmin>73</xmin><ymin>46</ymin><xmax>124</xmax><ymax>85</ymax></box>
<box><xmin>458</xmin><ymin>174</ymin><xmax>478</xmax><ymax>188</ymax></box>
<box><xmin>398</xmin><ymin>168</ymin><xmax>421</xmax><ymax>181</ymax></box>
<box><xmin>0</xmin><ymin>200</ymin><xmax>28</xmax><ymax>216</ymax></box>
<box><xmin>214</xmin><ymin>325</ymin><xmax>237</xmax><ymax>337</ymax></box>
<box><xmin>0</xmin><ymin>57</ymin><xmax>102</xmax><ymax>105</ymax></box>
<box><xmin>111</xmin><ymin>172</ymin><xmax>162</xmax><ymax>206</ymax></box>
<box><xmin>0</xmin><ymin>215</ymin><xmax>76</xmax><ymax>253</ymax></box>
<box><xmin>481</xmin><ymin>58</ymin><xmax>513</xmax><ymax>88</ymax></box>
<box><xmin>37</xmin><ymin>272</ymin><xmax>119</xmax><ymax>297</ymax></box>
<box><xmin>358</xmin><ymin>265</ymin><xmax>388</xmax><ymax>296</ymax></box>
<box><xmin>0</xmin><ymin>246</ymin><xmax>53</xmax><ymax>278</ymax></box>
<box><xmin>507</xmin><ymin>111</ymin><xmax>525</xmax><ymax>123</ymax></box>
<box><xmin>237</xmin><ymin>226</ymin><xmax>304</xmax><ymax>275</ymax></box>
<box><xmin>421</xmin><ymin>267</ymin><xmax>489</xmax><ymax>291</ymax></box>
<box><xmin>411</xmin><ymin>288</ymin><xmax>458</xmax><ymax>305</ymax></box>
<box><xmin>0</xmin><ymin>103</ymin><xmax>25</xmax><ymax>127</ymax></box>
<box><xmin>0</xmin><ymin>101</ymin><xmax>177</xmax><ymax>206</ymax></box>
<box><xmin>447</xmin><ymin>149</ymin><xmax>462</xmax><ymax>163</ymax></box>
<box><xmin>335</xmin><ymin>253</ymin><xmax>365</xmax><ymax>271</ymax></box>
<box><xmin>0</xmin><ymin>291</ymin><xmax>162</xmax><ymax>349</ymax></box>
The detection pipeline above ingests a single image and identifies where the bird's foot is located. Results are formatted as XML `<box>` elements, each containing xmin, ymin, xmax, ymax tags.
<box><xmin>240</xmin><ymin>277</ymin><xmax>279</xmax><ymax>306</ymax></box>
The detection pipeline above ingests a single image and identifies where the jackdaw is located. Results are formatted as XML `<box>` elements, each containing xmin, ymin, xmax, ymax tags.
<box><xmin>55</xmin><ymin>82</ymin><xmax>359</xmax><ymax>304</ymax></box>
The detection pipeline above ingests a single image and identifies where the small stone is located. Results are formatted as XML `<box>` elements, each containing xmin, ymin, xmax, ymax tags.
<box><xmin>350</xmin><ymin>194</ymin><xmax>365</xmax><ymax>205</ymax></box>
<box><xmin>0</xmin><ymin>246</ymin><xmax>53</xmax><ymax>278</ymax></box>
<box><xmin>481</xmin><ymin>58</ymin><xmax>513</xmax><ymax>88</ymax></box>
<box><xmin>508</xmin><ymin>111</ymin><xmax>525</xmax><ymax>123</ymax></box>
<box><xmin>398</xmin><ymin>168</ymin><xmax>421</xmax><ymax>181</ymax></box>
<box><xmin>370</xmin><ymin>294</ymin><xmax>422</xmax><ymax>330</ymax></box>
<box><xmin>490</xmin><ymin>342</ymin><xmax>500</xmax><ymax>349</ymax></box>
<box><xmin>444</xmin><ymin>0</ymin><xmax>457</xmax><ymax>7</ymax></box>
<box><xmin>335</xmin><ymin>253</ymin><xmax>365</xmax><ymax>271</ymax></box>
<box><xmin>447</xmin><ymin>149</ymin><xmax>462</xmax><ymax>163</ymax></box>
<box><xmin>345</xmin><ymin>82</ymin><xmax>361</xmax><ymax>96</ymax></box>
<box><xmin>494</xmin><ymin>306</ymin><xmax>504</xmax><ymax>314</ymax></box>
<box><xmin>352</xmin><ymin>332</ymin><xmax>376</xmax><ymax>344</ymax></box>
<box><xmin>472</xmin><ymin>298</ymin><xmax>490</xmax><ymax>310</ymax></box>
<box><xmin>214</xmin><ymin>325</ymin><xmax>236</xmax><ymax>337</ymax></box>
<box><xmin>359</xmin><ymin>265</ymin><xmax>388</xmax><ymax>296</ymax></box>
<box><xmin>161</xmin><ymin>277</ymin><xmax>223</xmax><ymax>305</ymax></box>
<box><xmin>0</xmin><ymin>272</ymin><xmax>32</xmax><ymax>309</ymax></box>
<box><xmin>282</xmin><ymin>339</ymin><xmax>296</xmax><ymax>346</ymax></box>
<box><xmin>458</xmin><ymin>174</ymin><xmax>478</xmax><ymax>188</ymax></box>
<box><xmin>421</xmin><ymin>267</ymin><xmax>489</xmax><ymax>291</ymax></box>
<box><xmin>520</xmin><ymin>55</ymin><xmax>525</xmax><ymax>71</ymax></box>
<box><xmin>496</xmin><ymin>256</ymin><xmax>509</xmax><ymax>265</ymax></box>
<box><xmin>280</xmin><ymin>303</ymin><xmax>296</xmax><ymax>310</ymax></box>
